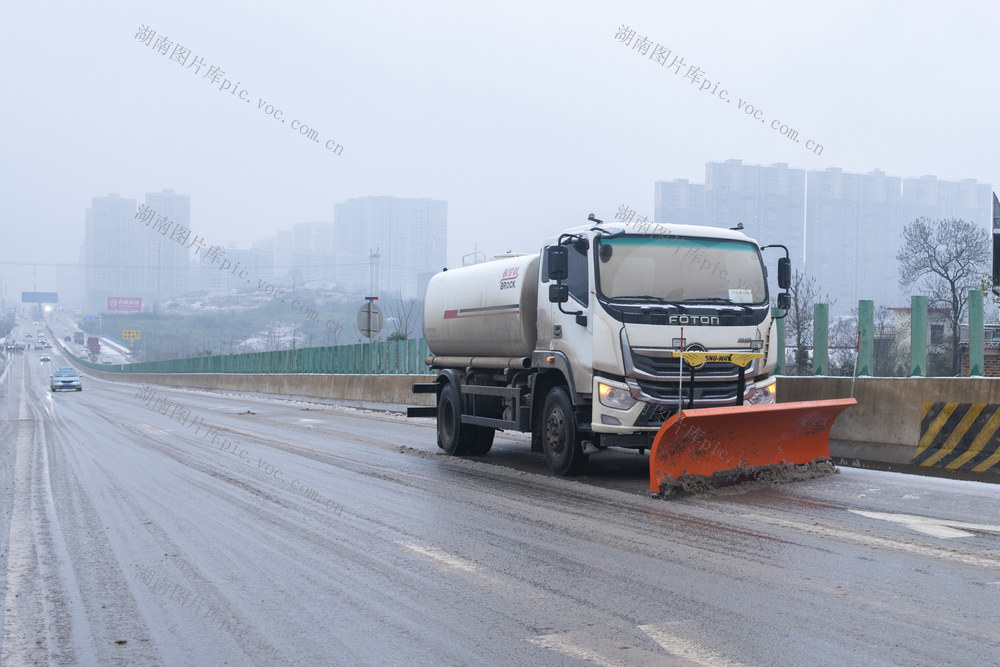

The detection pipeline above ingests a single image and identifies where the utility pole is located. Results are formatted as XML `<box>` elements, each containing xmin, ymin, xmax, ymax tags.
<box><xmin>368</xmin><ymin>248</ymin><xmax>380</xmax><ymax>374</ymax></box>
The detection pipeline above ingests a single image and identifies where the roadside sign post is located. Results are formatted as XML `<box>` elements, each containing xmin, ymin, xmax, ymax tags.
<box><xmin>358</xmin><ymin>297</ymin><xmax>382</xmax><ymax>373</ymax></box>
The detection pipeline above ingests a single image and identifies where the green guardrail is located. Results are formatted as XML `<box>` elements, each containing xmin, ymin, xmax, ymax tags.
<box><xmin>63</xmin><ymin>338</ymin><xmax>432</xmax><ymax>375</ymax></box>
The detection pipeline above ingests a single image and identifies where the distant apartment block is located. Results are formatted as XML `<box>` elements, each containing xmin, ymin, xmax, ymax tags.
<box><xmin>333</xmin><ymin>196</ymin><xmax>447</xmax><ymax>300</ymax></box>
<box><xmin>656</xmin><ymin>161</ymin><xmax>805</xmax><ymax>299</ymax></box>
<box><xmin>654</xmin><ymin>179</ymin><xmax>704</xmax><ymax>227</ymax></box>
<box><xmin>84</xmin><ymin>190</ymin><xmax>193</xmax><ymax>312</ymax></box>
<box><xmin>143</xmin><ymin>189</ymin><xmax>191</xmax><ymax>300</ymax></box>
<box><xmin>805</xmin><ymin>169</ymin><xmax>902</xmax><ymax>308</ymax></box>
<box><xmin>655</xmin><ymin>160</ymin><xmax>991</xmax><ymax>313</ymax></box>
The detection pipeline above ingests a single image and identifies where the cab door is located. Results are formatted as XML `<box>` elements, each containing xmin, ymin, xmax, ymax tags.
<box><xmin>546</xmin><ymin>239</ymin><xmax>594</xmax><ymax>399</ymax></box>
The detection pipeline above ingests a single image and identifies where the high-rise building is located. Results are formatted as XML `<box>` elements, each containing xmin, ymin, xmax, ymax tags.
<box><xmin>84</xmin><ymin>193</ymin><xmax>142</xmax><ymax>312</ymax></box>
<box><xmin>805</xmin><ymin>168</ymin><xmax>902</xmax><ymax>309</ymax></box>
<box><xmin>291</xmin><ymin>221</ymin><xmax>337</xmax><ymax>286</ymax></box>
<box><xmin>900</xmin><ymin>176</ymin><xmax>992</xmax><ymax>230</ymax></box>
<box><xmin>265</xmin><ymin>221</ymin><xmax>338</xmax><ymax>287</ymax></box>
<box><xmin>193</xmin><ymin>239</ymin><xmax>276</xmax><ymax>295</ymax></box>
<box><xmin>653</xmin><ymin>179</ymin><xmax>704</xmax><ymax>226</ymax></box>
<box><xmin>333</xmin><ymin>196</ymin><xmax>447</xmax><ymax>300</ymax></box>
<box><xmin>84</xmin><ymin>190</ymin><xmax>194</xmax><ymax>312</ymax></box>
<box><xmin>654</xmin><ymin>161</ymin><xmax>991</xmax><ymax>314</ymax></box>
<box><xmin>143</xmin><ymin>189</ymin><xmax>192</xmax><ymax>301</ymax></box>
<box><xmin>656</xmin><ymin>160</ymin><xmax>805</xmax><ymax>299</ymax></box>
<box><xmin>704</xmin><ymin>160</ymin><xmax>805</xmax><ymax>265</ymax></box>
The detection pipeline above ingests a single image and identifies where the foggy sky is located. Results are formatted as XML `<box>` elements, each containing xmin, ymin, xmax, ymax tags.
<box><xmin>2</xmin><ymin>0</ymin><xmax>998</xmax><ymax>302</ymax></box>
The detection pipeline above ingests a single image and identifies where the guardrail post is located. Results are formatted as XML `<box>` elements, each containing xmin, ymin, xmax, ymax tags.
<box><xmin>969</xmin><ymin>289</ymin><xmax>984</xmax><ymax>377</ymax></box>
<box><xmin>910</xmin><ymin>295</ymin><xmax>927</xmax><ymax>377</ymax></box>
<box><xmin>813</xmin><ymin>303</ymin><xmax>829</xmax><ymax>375</ymax></box>
<box><xmin>858</xmin><ymin>300</ymin><xmax>874</xmax><ymax>376</ymax></box>
<box><xmin>772</xmin><ymin>307</ymin><xmax>785</xmax><ymax>375</ymax></box>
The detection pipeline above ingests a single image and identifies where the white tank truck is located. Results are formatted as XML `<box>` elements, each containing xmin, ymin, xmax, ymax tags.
<box><xmin>408</xmin><ymin>215</ymin><xmax>855</xmax><ymax>494</ymax></box>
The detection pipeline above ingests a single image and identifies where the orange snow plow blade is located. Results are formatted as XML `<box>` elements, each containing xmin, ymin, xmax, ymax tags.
<box><xmin>649</xmin><ymin>398</ymin><xmax>857</xmax><ymax>496</ymax></box>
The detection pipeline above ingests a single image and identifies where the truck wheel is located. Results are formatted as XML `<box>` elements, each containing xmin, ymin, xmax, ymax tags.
<box><xmin>437</xmin><ymin>382</ymin><xmax>466</xmax><ymax>454</ymax></box>
<box><xmin>438</xmin><ymin>383</ymin><xmax>495</xmax><ymax>456</ymax></box>
<box><xmin>542</xmin><ymin>387</ymin><xmax>588</xmax><ymax>476</ymax></box>
<box><xmin>436</xmin><ymin>382</ymin><xmax>487</xmax><ymax>456</ymax></box>
<box><xmin>466</xmin><ymin>427</ymin><xmax>495</xmax><ymax>456</ymax></box>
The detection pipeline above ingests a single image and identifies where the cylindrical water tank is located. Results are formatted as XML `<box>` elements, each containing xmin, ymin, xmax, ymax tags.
<box><xmin>423</xmin><ymin>254</ymin><xmax>539</xmax><ymax>358</ymax></box>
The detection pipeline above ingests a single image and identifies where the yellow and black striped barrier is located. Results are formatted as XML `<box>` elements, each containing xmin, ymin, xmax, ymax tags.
<box><xmin>913</xmin><ymin>402</ymin><xmax>1000</xmax><ymax>474</ymax></box>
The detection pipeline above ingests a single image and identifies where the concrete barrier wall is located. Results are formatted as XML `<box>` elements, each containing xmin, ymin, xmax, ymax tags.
<box><xmin>778</xmin><ymin>376</ymin><xmax>1000</xmax><ymax>483</ymax></box>
<box><xmin>86</xmin><ymin>368</ymin><xmax>438</xmax><ymax>407</ymax></box>
<box><xmin>86</xmin><ymin>366</ymin><xmax>1000</xmax><ymax>483</ymax></box>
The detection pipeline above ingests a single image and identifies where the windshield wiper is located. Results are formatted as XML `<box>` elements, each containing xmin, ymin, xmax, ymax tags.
<box><xmin>682</xmin><ymin>297</ymin><xmax>753</xmax><ymax>312</ymax></box>
<box><xmin>611</xmin><ymin>295</ymin><xmax>675</xmax><ymax>304</ymax></box>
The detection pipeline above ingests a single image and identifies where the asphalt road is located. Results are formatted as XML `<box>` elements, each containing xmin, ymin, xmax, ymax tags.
<box><xmin>1</xmin><ymin>348</ymin><xmax>998</xmax><ymax>665</ymax></box>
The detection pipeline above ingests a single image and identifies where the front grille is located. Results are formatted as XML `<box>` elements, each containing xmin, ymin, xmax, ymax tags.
<box><xmin>634</xmin><ymin>378</ymin><xmax>740</xmax><ymax>404</ymax></box>
<box><xmin>629</xmin><ymin>349</ymin><xmax>751</xmax><ymax>379</ymax></box>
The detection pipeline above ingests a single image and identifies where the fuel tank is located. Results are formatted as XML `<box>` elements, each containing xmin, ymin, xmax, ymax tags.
<box><xmin>423</xmin><ymin>254</ymin><xmax>539</xmax><ymax>357</ymax></box>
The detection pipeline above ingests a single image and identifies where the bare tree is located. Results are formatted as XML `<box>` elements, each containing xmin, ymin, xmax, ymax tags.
<box><xmin>831</xmin><ymin>306</ymin><xmax>909</xmax><ymax>377</ymax></box>
<box><xmin>872</xmin><ymin>305</ymin><xmax>909</xmax><ymax>376</ymax></box>
<box><xmin>784</xmin><ymin>270</ymin><xmax>832</xmax><ymax>375</ymax></box>
<box><xmin>385</xmin><ymin>298</ymin><xmax>424</xmax><ymax>340</ymax></box>
<box><xmin>828</xmin><ymin>315</ymin><xmax>857</xmax><ymax>376</ymax></box>
<box><xmin>897</xmin><ymin>217</ymin><xmax>989</xmax><ymax>375</ymax></box>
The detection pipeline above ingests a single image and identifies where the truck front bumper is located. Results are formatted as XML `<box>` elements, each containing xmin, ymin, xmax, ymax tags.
<box><xmin>590</xmin><ymin>375</ymin><xmax>776</xmax><ymax>436</ymax></box>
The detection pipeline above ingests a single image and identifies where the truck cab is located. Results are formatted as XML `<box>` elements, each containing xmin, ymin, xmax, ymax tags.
<box><xmin>541</xmin><ymin>222</ymin><xmax>782</xmax><ymax>447</ymax></box>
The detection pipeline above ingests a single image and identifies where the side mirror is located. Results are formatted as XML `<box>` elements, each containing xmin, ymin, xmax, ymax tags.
<box><xmin>546</xmin><ymin>246</ymin><xmax>568</xmax><ymax>281</ymax></box>
<box><xmin>549</xmin><ymin>283</ymin><xmax>569</xmax><ymax>304</ymax></box>
<box><xmin>777</xmin><ymin>257</ymin><xmax>791</xmax><ymax>289</ymax></box>
<box><xmin>777</xmin><ymin>293</ymin><xmax>790</xmax><ymax>310</ymax></box>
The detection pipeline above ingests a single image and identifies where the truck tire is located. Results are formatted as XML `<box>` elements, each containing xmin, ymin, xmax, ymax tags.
<box><xmin>466</xmin><ymin>427</ymin><xmax>495</xmax><ymax>456</ymax></box>
<box><xmin>437</xmin><ymin>382</ymin><xmax>493</xmax><ymax>456</ymax></box>
<box><xmin>541</xmin><ymin>387</ymin><xmax>588</xmax><ymax>476</ymax></box>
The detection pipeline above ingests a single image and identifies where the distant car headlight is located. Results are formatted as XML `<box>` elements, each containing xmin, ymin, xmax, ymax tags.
<box><xmin>598</xmin><ymin>382</ymin><xmax>637</xmax><ymax>410</ymax></box>
<box><xmin>744</xmin><ymin>382</ymin><xmax>777</xmax><ymax>405</ymax></box>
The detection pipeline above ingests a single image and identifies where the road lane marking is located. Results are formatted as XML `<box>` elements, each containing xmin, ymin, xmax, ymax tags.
<box><xmin>397</xmin><ymin>542</ymin><xmax>480</xmax><ymax>573</ymax></box>
<box><xmin>745</xmin><ymin>513</ymin><xmax>1000</xmax><ymax>570</ymax></box>
<box><xmin>639</xmin><ymin>623</ymin><xmax>743</xmax><ymax>667</ymax></box>
<box><xmin>525</xmin><ymin>634</ymin><xmax>625</xmax><ymax>667</ymax></box>
<box><xmin>850</xmin><ymin>510</ymin><xmax>1000</xmax><ymax>540</ymax></box>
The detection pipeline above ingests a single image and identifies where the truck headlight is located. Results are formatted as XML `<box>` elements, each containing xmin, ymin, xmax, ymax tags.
<box><xmin>598</xmin><ymin>382</ymin><xmax>637</xmax><ymax>410</ymax></box>
<box><xmin>744</xmin><ymin>382</ymin><xmax>776</xmax><ymax>405</ymax></box>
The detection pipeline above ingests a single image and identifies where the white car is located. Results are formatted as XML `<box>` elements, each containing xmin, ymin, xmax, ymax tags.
<box><xmin>50</xmin><ymin>367</ymin><xmax>82</xmax><ymax>391</ymax></box>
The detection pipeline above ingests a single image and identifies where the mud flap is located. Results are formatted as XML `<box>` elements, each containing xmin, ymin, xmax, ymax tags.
<box><xmin>649</xmin><ymin>399</ymin><xmax>857</xmax><ymax>495</ymax></box>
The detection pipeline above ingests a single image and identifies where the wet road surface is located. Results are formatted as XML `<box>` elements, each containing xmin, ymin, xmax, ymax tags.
<box><xmin>1</xmin><ymin>350</ymin><xmax>998</xmax><ymax>665</ymax></box>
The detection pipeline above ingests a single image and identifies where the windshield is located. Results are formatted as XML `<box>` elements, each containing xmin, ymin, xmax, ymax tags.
<box><xmin>55</xmin><ymin>369</ymin><xmax>78</xmax><ymax>377</ymax></box>
<box><xmin>596</xmin><ymin>236</ymin><xmax>767</xmax><ymax>304</ymax></box>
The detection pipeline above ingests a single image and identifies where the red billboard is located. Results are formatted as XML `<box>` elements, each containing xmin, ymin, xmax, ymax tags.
<box><xmin>108</xmin><ymin>297</ymin><xmax>142</xmax><ymax>312</ymax></box>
